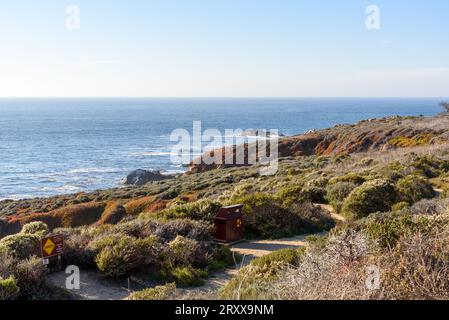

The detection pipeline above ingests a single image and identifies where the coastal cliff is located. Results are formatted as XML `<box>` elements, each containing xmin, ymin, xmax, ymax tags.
<box><xmin>188</xmin><ymin>115</ymin><xmax>449</xmax><ymax>173</ymax></box>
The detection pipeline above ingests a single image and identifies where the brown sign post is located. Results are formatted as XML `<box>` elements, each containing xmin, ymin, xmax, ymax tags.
<box><xmin>41</xmin><ymin>234</ymin><xmax>64</xmax><ymax>259</ymax></box>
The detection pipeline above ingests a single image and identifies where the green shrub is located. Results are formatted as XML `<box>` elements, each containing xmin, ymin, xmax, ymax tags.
<box><xmin>88</xmin><ymin>233</ymin><xmax>131</xmax><ymax>253</ymax></box>
<box><xmin>238</xmin><ymin>193</ymin><xmax>335</xmax><ymax>238</ymax></box>
<box><xmin>276</xmin><ymin>185</ymin><xmax>302</xmax><ymax>206</ymax></box>
<box><xmin>0</xmin><ymin>276</ymin><xmax>19</xmax><ymax>300</ymax></box>
<box><xmin>0</xmin><ymin>252</ymin><xmax>48</xmax><ymax>300</ymax></box>
<box><xmin>95</xmin><ymin>236</ymin><xmax>158</xmax><ymax>278</ymax></box>
<box><xmin>250</xmin><ymin>248</ymin><xmax>303</xmax><ymax>268</ymax></box>
<box><xmin>356</xmin><ymin>158</ymin><xmax>376</xmax><ymax>167</ymax></box>
<box><xmin>305</xmin><ymin>234</ymin><xmax>329</xmax><ymax>251</ymax></box>
<box><xmin>169</xmin><ymin>266</ymin><xmax>207</xmax><ymax>287</ymax></box>
<box><xmin>326</xmin><ymin>182</ymin><xmax>358</xmax><ymax>212</ymax></box>
<box><xmin>382</xmin><ymin>161</ymin><xmax>407</xmax><ymax>181</ymax></box>
<box><xmin>396</xmin><ymin>175</ymin><xmax>435</xmax><ymax>204</ymax></box>
<box><xmin>299</xmin><ymin>186</ymin><xmax>327</xmax><ymax>204</ymax></box>
<box><xmin>13</xmin><ymin>256</ymin><xmax>48</xmax><ymax>299</ymax></box>
<box><xmin>15</xmin><ymin>213</ymin><xmax>61</xmax><ymax>232</ymax></box>
<box><xmin>328</xmin><ymin>173</ymin><xmax>366</xmax><ymax>186</ymax></box>
<box><xmin>307</xmin><ymin>177</ymin><xmax>330</xmax><ymax>188</ymax></box>
<box><xmin>411</xmin><ymin>155</ymin><xmax>448</xmax><ymax>178</ymax></box>
<box><xmin>61</xmin><ymin>228</ymin><xmax>97</xmax><ymax>268</ymax></box>
<box><xmin>363</xmin><ymin>213</ymin><xmax>416</xmax><ymax>248</ymax></box>
<box><xmin>166</xmin><ymin>236</ymin><xmax>203</xmax><ymax>267</ymax></box>
<box><xmin>289</xmin><ymin>203</ymin><xmax>336</xmax><ymax>233</ymax></box>
<box><xmin>243</xmin><ymin>203</ymin><xmax>296</xmax><ymax>239</ymax></box>
<box><xmin>109</xmin><ymin>220</ymin><xmax>148</xmax><ymax>238</ymax></box>
<box><xmin>362</xmin><ymin>212</ymin><xmax>444</xmax><ymax>248</ymax></box>
<box><xmin>0</xmin><ymin>233</ymin><xmax>40</xmax><ymax>259</ymax></box>
<box><xmin>21</xmin><ymin>222</ymin><xmax>49</xmax><ymax>237</ymax></box>
<box><xmin>243</xmin><ymin>199</ymin><xmax>335</xmax><ymax>239</ymax></box>
<box><xmin>392</xmin><ymin>202</ymin><xmax>410</xmax><ymax>212</ymax></box>
<box><xmin>152</xmin><ymin>219</ymin><xmax>214</xmax><ymax>242</ymax></box>
<box><xmin>208</xmin><ymin>245</ymin><xmax>236</xmax><ymax>271</ymax></box>
<box><xmin>235</xmin><ymin>193</ymin><xmax>276</xmax><ymax>213</ymax></box>
<box><xmin>157</xmin><ymin>188</ymin><xmax>180</xmax><ymax>200</ymax></box>
<box><xmin>342</xmin><ymin>179</ymin><xmax>397</xmax><ymax>219</ymax></box>
<box><xmin>154</xmin><ymin>199</ymin><xmax>222</xmax><ymax>221</ymax></box>
<box><xmin>127</xmin><ymin>283</ymin><xmax>176</xmax><ymax>300</ymax></box>
<box><xmin>332</xmin><ymin>154</ymin><xmax>350</xmax><ymax>164</ymax></box>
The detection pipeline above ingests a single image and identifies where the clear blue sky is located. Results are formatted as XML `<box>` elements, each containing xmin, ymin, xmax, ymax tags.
<box><xmin>0</xmin><ymin>0</ymin><xmax>448</xmax><ymax>97</ymax></box>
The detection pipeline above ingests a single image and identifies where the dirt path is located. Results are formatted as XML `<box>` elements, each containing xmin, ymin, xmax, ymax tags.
<box><xmin>176</xmin><ymin>234</ymin><xmax>318</xmax><ymax>298</ymax></box>
<box><xmin>230</xmin><ymin>234</ymin><xmax>319</xmax><ymax>259</ymax></box>
<box><xmin>46</xmin><ymin>203</ymin><xmax>344</xmax><ymax>300</ymax></box>
<box><xmin>46</xmin><ymin>234</ymin><xmax>317</xmax><ymax>300</ymax></box>
<box><xmin>177</xmin><ymin>203</ymin><xmax>345</xmax><ymax>298</ymax></box>
<box><xmin>228</xmin><ymin>203</ymin><xmax>343</xmax><ymax>262</ymax></box>
<box><xmin>316</xmin><ymin>203</ymin><xmax>347</xmax><ymax>222</ymax></box>
<box><xmin>46</xmin><ymin>270</ymin><xmax>132</xmax><ymax>300</ymax></box>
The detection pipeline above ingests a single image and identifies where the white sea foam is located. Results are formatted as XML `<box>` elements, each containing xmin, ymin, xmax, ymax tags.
<box><xmin>67</xmin><ymin>167</ymin><xmax>120</xmax><ymax>174</ymax></box>
<box><xmin>56</xmin><ymin>185</ymin><xmax>83</xmax><ymax>192</ymax></box>
<box><xmin>0</xmin><ymin>194</ymin><xmax>33</xmax><ymax>201</ymax></box>
<box><xmin>139</xmin><ymin>152</ymin><xmax>178</xmax><ymax>156</ymax></box>
<box><xmin>162</xmin><ymin>169</ymin><xmax>186</xmax><ymax>175</ymax></box>
<box><xmin>133</xmin><ymin>151</ymin><xmax>203</xmax><ymax>157</ymax></box>
<box><xmin>42</xmin><ymin>184</ymin><xmax>83</xmax><ymax>193</ymax></box>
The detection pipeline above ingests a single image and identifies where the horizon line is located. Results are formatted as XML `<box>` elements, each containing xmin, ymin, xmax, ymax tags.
<box><xmin>0</xmin><ymin>96</ymin><xmax>448</xmax><ymax>100</ymax></box>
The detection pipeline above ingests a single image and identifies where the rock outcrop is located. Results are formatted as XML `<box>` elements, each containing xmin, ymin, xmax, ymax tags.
<box><xmin>122</xmin><ymin>169</ymin><xmax>172</xmax><ymax>186</ymax></box>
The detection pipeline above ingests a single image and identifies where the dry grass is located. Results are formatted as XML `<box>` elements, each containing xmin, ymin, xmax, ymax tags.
<box><xmin>124</xmin><ymin>197</ymin><xmax>154</xmax><ymax>215</ymax></box>
<box><xmin>96</xmin><ymin>201</ymin><xmax>126</xmax><ymax>225</ymax></box>
<box><xmin>379</xmin><ymin>228</ymin><xmax>449</xmax><ymax>300</ymax></box>
<box><xmin>268</xmin><ymin>215</ymin><xmax>449</xmax><ymax>300</ymax></box>
<box><xmin>272</xmin><ymin>230</ymin><xmax>376</xmax><ymax>300</ymax></box>
<box><xmin>352</xmin><ymin>143</ymin><xmax>449</xmax><ymax>166</ymax></box>
<box><xmin>4</xmin><ymin>202</ymin><xmax>107</xmax><ymax>231</ymax></box>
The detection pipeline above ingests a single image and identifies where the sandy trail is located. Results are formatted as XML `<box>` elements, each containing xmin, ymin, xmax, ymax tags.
<box><xmin>46</xmin><ymin>203</ymin><xmax>342</xmax><ymax>300</ymax></box>
<box><xmin>177</xmin><ymin>203</ymin><xmax>343</xmax><ymax>297</ymax></box>
<box><xmin>175</xmin><ymin>235</ymin><xmax>315</xmax><ymax>298</ymax></box>
<box><xmin>316</xmin><ymin>203</ymin><xmax>347</xmax><ymax>222</ymax></box>
<box><xmin>46</xmin><ymin>235</ymin><xmax>313</xmax><ymax>300</ymax></box>
<box><xmin>46</xmin><ymin>270</ymin><xmax>131</xmax><ymax>300</ymax></box>
<box><xmin>230</xmin><ymin>234</ymin><xmax>315</xmax><ymax>259</ymax></box>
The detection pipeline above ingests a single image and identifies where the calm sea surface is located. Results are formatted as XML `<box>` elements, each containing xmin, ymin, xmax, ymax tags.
<box><xmin>0</xmin><ymin>98</ymin><xmax>442</xmax><ymax>200</ymax></box>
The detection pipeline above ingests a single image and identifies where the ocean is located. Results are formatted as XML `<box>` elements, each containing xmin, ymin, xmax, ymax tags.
<box><xmin>0</xmin><ymin>98</ymin><xmax>442</xmax><ymax>200</ymax></box>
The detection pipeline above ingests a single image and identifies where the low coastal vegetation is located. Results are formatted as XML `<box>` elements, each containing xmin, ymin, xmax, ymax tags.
<box><xmin>2</xmin><ymin>114</ymin><xmax>449</xmax><ymax>300</ymax></box>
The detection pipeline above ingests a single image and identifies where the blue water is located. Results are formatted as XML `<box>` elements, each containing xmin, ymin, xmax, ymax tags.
<box><xmin>0</xmin><ymin>98</ymin><xmax>442</xmax><ymax>200</ymax></box>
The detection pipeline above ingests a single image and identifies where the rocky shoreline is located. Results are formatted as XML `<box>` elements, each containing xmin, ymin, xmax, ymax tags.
<box><xmin>188</xmin><ymin>115</ymin><xmax>449</xmax><ymax>173</ymax></box>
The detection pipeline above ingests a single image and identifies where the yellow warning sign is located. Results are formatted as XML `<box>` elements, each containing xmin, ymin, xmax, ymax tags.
<box><xmin>43</xmin><ymin>239</ymin><xmax>56</xmax><ymax>255</ymax></box>
<box><xmin>41</xmin><ymin>234</ymin><xmax>64</xmax><ymax>258</ymax></box>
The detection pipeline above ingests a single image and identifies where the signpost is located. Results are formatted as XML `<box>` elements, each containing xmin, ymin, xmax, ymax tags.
<box><xmin>41</xmin><ymin>234</ymin><xmax>64</xmax><ymax>260</ymax></box>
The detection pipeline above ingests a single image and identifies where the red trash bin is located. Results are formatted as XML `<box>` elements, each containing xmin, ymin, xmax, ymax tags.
<box><xmin>214</xmin><ymin>204</ymin><xmax>244</xmax><ymax>243</ymax></box>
